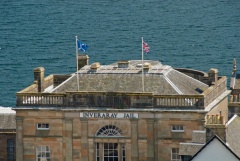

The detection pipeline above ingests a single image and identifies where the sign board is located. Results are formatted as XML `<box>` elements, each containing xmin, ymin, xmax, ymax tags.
<box><xmin>80</xmin><ymin>112</ymin><xmax>138</xmax><ymax>119</ymax></box>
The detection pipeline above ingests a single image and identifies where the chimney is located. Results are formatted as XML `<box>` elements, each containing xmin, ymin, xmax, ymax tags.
<box><xmin>143</xmin><ymin>62</ymin><xmax>151</xmax><ymax>73</ymax></box>
<box><xmin>208</xmin><ymin>68</ymin><xmax>218</xmax><ymax>85</ymax></box>
<box><xmin>34</xmin><ymin>67</ymin><xmax>45</xmax><ymax>92</ymax></box>
<box><xmin>118</xmin><ymin>60</ymin><xmax>129</xmax><ymax>68</ymax></box>
<box><xmin>77</xmin><ymin>55</ymin><xmax>89</xmax><ymax>70</ymax></box>
<box><xmin>205</xmin><ymin>114</ymin><xmax>226</xmax><ymax>142</ymax></box>
<box><xmin>90</xmin><ymin>62</ymin><xmax>100</xmax><ymax>71</ymax></box>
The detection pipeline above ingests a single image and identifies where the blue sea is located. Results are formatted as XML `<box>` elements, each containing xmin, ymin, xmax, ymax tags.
<box><xmin>0</xmin><ymin>0</ymin><xmax>240</xmax><ymax>107</ymax></box>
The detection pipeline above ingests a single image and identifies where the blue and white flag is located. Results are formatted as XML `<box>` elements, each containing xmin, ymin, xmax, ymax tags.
<box><xmin>77</xmin><ymin>40</ymin><xmax>88</xmax><ymax>52</ymax></box>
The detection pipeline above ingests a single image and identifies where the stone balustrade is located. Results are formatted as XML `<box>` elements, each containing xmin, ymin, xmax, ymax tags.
<box><xmin>16</xmin><ymin>92</ymin><xmax>205</xmax><ymax>109</ymax></box>
<box><xmin>16</xmin><ymin>75</ymin><xmax>227</xmax><ymax>109</ymax></box>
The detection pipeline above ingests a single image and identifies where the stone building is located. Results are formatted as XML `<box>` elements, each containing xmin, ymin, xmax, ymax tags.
<box><xmin>0</xmin><ymin>107</ymin><xmax>16</xmax><ymax>161</ymax></box>
<box><xmin>14</xmin><ymin>56</ymin><xmax>230</xmax><ymax>161</ymax></box>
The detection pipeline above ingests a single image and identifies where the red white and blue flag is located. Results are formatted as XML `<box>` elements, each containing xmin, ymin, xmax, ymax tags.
<box><xmin>143</xmin><ymin>41</ymin><xmax>150</xmax><ymax>53</ymax></box>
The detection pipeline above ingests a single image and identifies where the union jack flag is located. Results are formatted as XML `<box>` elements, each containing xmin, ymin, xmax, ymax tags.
<box><xmin>143</xmin><ymin>41</ymin><xmax>150</xmax><ymax>53</ymax></box>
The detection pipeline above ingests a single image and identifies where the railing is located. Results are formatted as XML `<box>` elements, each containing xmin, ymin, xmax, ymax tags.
<box><xmin>16</xmin><ymin>93</ymin><xmax>66</xmax><ymax>107</ymax></box>
<box><xmin>16</xmin><ymin>92</ymin><xmax>204</xmax><ymax>109</ymax></box>
<box><xmin>16</xmin><ymin>77</ymin><xmax>227</xmax><ymax>109</ymax></box>
<box><xmin>154</xmin><ymin>95</ymin><xmax>204</xmax><ymax>108</ymax></box>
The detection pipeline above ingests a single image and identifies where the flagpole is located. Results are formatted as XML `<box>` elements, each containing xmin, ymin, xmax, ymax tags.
<box><xmin>142</xmin><ymin>37</ymin><xmax>144</xmax><ymax>92</ymax></box>
<box><xmin>76</xmin><ymin>36</ymin><xmax>79</xmax><ymax>91</ymax></box>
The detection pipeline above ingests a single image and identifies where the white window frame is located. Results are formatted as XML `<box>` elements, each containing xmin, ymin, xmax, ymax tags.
<box><xmin>95</xmin><ymin>143</ymin><xmax>126</xmax><ymax>161</ymax></box>
<box><xmin>103</xmin><ymin>143</ymin><xmax>118</xmax><ymax>161</ymax></box>
<box><xmin>96</xmin><ymin>124</ymin><xmax>123</xmax><ymax>137</ymax></box>
<box><xmin>37</xmin><ymin>123</ymin><xmax>49</xmax><ymax>130</ymax></box>
<box><xmin>95</xmin><ymin>125</ymin><xmax>125</xmax><ymax>161</ymax></box>
<box><xmin>171</xmin><ymin>125</ymin><xmax>184</xmax><ymax>132</ymax></box>
<box><xmin>36</xmin><ymin>145</ymin><xmax>50</xmax><ymax>161</ymax></box>
<box><xmin>171</xmin><ymin>148</ymin><xmax>181</xmax><ymax>161</ymax></box>
<box><xmin>96</xmin><ymin>143</ymin><xmax>100</xmax><ymax>161</ymax></box>
<box><xmin>122</xmin><ymin>144</ymin><xmax>126</xmax><ymax>161</ymax></box>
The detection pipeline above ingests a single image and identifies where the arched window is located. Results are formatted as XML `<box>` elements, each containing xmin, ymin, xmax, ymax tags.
<box><xmin>96</xmin><ymin>125</ymin><xmax>123</xmax><ymax>137</ymax></box>
<box><xmin>95</xmin><ymin>125</ymin><xmax>125</xmax><ymax>161</ymax></box>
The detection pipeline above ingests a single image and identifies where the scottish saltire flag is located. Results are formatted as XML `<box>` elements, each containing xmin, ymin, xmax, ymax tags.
<box><xmin>77</xmin><ymin>40</ymin><xmax>88</xmax><ymax>52</ymax></box>
<box><xmin>143</xmin><ymin>41</ymin><xmax>150</xmax><ymax>53</ymax></box>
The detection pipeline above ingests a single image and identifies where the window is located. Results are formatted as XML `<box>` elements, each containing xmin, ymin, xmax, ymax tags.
<box><xmin>122</xmin><ymin>144</ymin><xmax>126</xmax><ymax>161</ymax></box>
<box><xmin>171</xmin><ymin>148</ymin><xmax>181</xmax><ymax>161</ymax></box>
<box><xmin>96</xmin><ymin>143</ymin><xmax>100</xmax><ymax>161</ymax></box>
<box><xmin>104</xmin><ymin>143</ymin><xmax>118</xmax><ymax>161</ymax></box>
<box><xmin>172</xmin><ymin>125</ymin><xmax>184</xmax><ymax>132</ymax></box>
<box><xmin>95</xmin><ymin>125</ymin><xmax>125</xmax><ymax>161</ymax></box>
<box><xmin>36</xmin><ymin>146</ymin><xmax>50</xmax><ymax>161</ymax></box>
<box><xmin>96</xmin><ymin>124</ymin><xmax>123</xmax><ymax>137</ymax></box>
<box><xmin>96</xmin><ymin>143</ymin><xmax>125</xmax><ymax>161</ymax></box>
<box><xmin>37</xmin><ymin>123</ymin><xmax>49</xmax><ymax>130</ymax></box>
<box><xmin>7</xmin><ymin>139</ymin><xmax>15</xmax><ymax>161</ymax></box>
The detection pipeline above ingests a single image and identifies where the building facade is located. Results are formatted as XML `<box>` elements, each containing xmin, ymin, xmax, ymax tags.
<box><xmin>0</xmin><ymin>108</ymin><xmax>16</xmax><ymax>161</ymax></box>
<box><xmin>15</xmin><ymin>57</ymin><xmax>230</xmax><ymax>161</ymax></box>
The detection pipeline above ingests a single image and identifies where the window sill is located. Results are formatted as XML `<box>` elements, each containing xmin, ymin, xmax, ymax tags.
<box><xmin>37</xmin><ymin>128</ymin><xmax>49</xmax><ymax>130</ymax></box>
<box><xmin>171</xmin><ymin>130</ymin><xmax>184</xmax><ymax>133</ymax></box>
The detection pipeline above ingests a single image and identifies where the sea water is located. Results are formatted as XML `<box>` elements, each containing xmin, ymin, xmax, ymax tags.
<box><xmin>0</xmin><ymin>0</ymin><xmax>239</xmax><ymax>107</ymax></box>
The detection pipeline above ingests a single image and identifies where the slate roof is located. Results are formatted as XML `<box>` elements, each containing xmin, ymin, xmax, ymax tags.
<box><xmin>179</xmin><ymin>131</ymin><xmax>206</xmax><ymax>156</ymax></box>
<box><xmin>0</xmin><ymin>107</ymin><xmax>16</xmax><ymax>130</ymax></box>
<box><xmin>179</xmin><ymin>143</ymin><xmax>204</xmax><ymax>156</ymax></box>
<box><xmin>226</xmin><ymin>114</ymin><xmax>240</xmax><ymax>157</ymax></box>
<box><xmin>192</xmin><ymin>130</ymin><xmax>206</xmax><ymax>144</ymax></box>
<box><xmin>52</xmin><ymin>60</ymin><xmax>208</xmax><ymax>94</ymax></box>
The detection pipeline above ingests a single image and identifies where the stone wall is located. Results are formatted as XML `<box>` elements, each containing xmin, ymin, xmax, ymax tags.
<box><xmin>16</xmin><ymin>110</ymin><xmax>64</xmax><ymax>161</ymax></box>
<box><xmin>15</xmin><ymin>109</ymin><xmax>206</xmax><ymax>161</ymax></box>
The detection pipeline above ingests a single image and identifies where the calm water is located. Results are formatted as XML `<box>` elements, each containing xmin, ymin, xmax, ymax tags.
<box><xmin>0</xmin><ymin>0</ymin><xmax>240</xmax><ymax>107</ymax></box>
